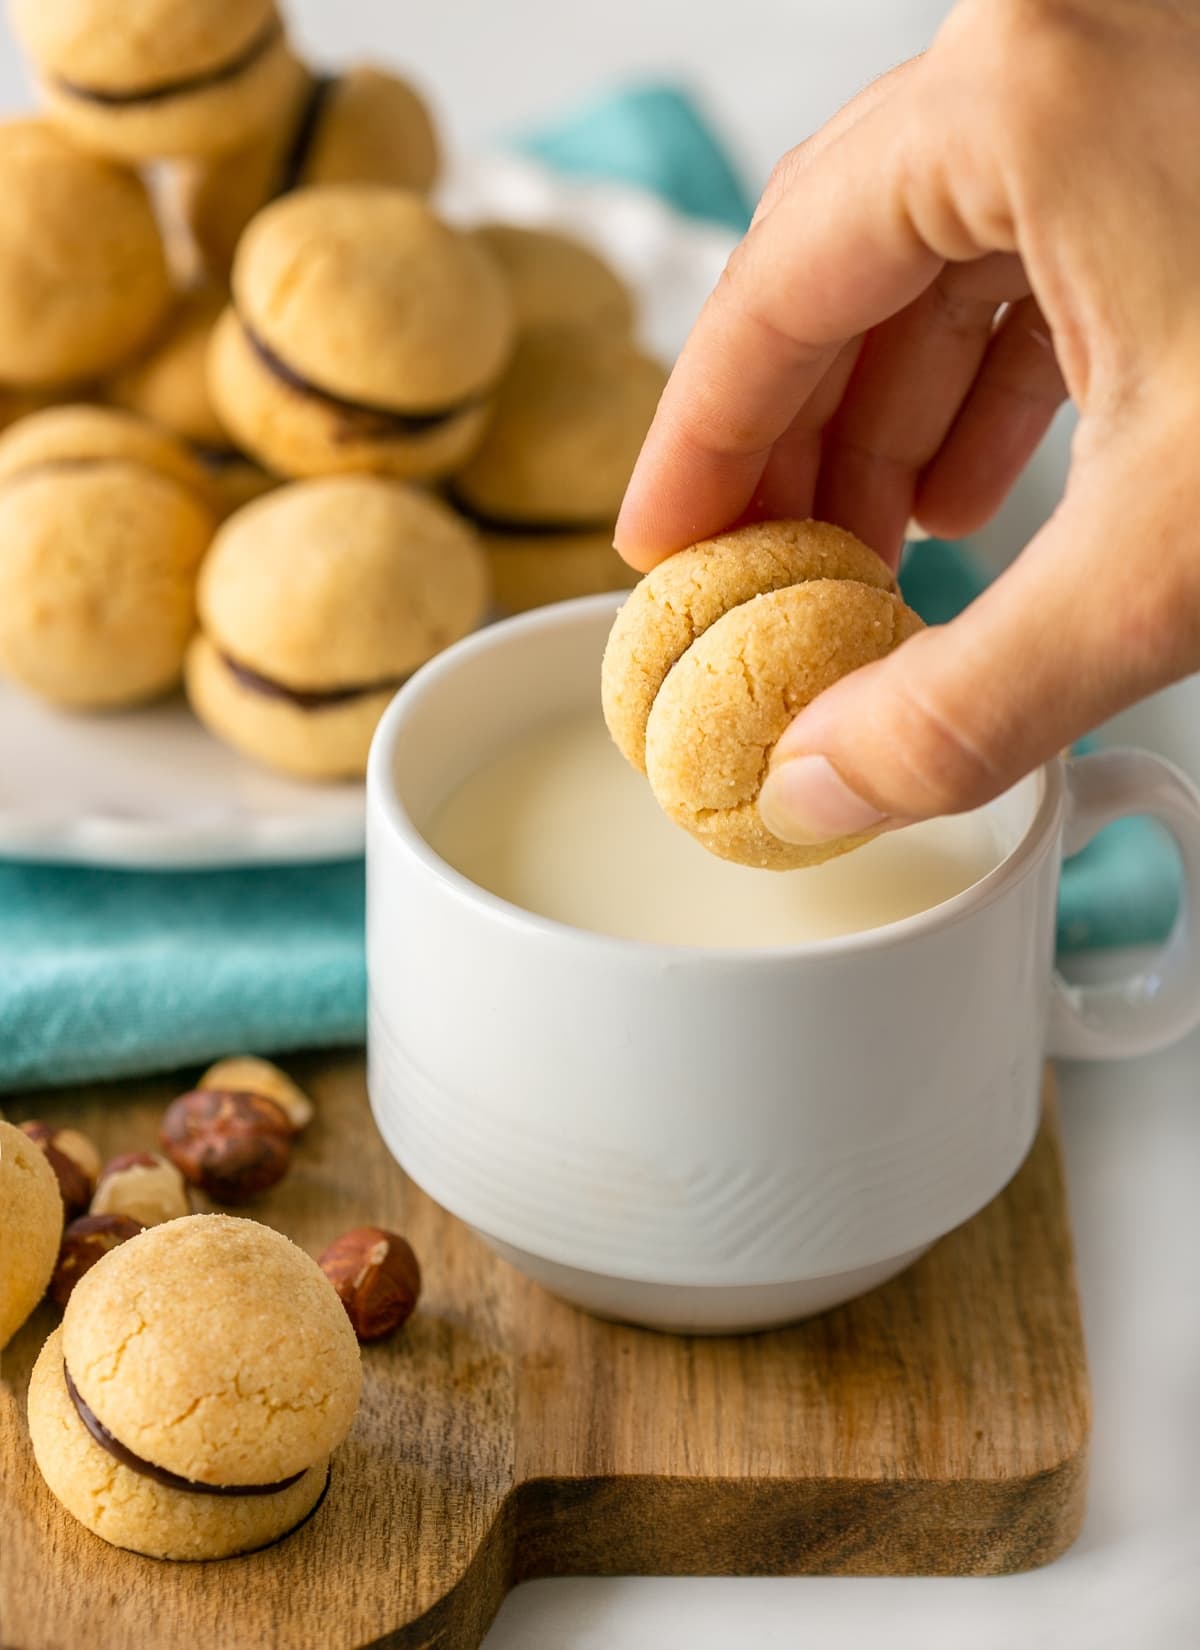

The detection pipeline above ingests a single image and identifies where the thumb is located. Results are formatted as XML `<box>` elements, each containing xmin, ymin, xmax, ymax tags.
<box><xmin>757</xmin><ymin>476</ymin><xmax>1195</xmax><ymax>843</ymax></box>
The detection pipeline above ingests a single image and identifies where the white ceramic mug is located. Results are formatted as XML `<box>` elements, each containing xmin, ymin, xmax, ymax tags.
<box><xmin>366</xmin><ymin>595</ymin><xmax>1200</xmax><ymax>1333</ymax></box>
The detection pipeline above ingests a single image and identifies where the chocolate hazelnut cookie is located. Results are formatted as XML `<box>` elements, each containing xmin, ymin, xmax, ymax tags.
<box><xmin>27</xmin><ymin>1214</ymin><xmax>361</xmax><ymax>1559</ymax></box>
<box><xmin>0</xmin><ymin>406</ymin><xmax>216</xmax><ymax>708</ymax></box>
<box><xmin>0</xmin><ymin>121</ymin><xmax>170</xmax><ymax>387</ymax></box>
<box><xmin>10</xmin><ymin>0</ymin><xmax>305</xmax><ymax>160</ymax></box>
<box><xmin>473</xmin><ymin>224</ymin><xmax>634</xmax><ymax>339</ymax></box>
<box><xmin>208</xmin><ymin>187</ymin><xmax>514</xmax><ymax>481</ymax></box>
<box><xmin>186</xmin><ymin>476</ymin><xmax>489</xmax><ymax>778</ymax></box>
<box><xmin>0</xmin><ymin>1118</ymin><xmax>63</xmax><ymax>1351</ymax></box>
<box><xmin>601</xmin><ymin>520</ymin><xmax>923</xmax><ymax>869</ymax></box>
<box><xmin>108</xmin><ymin>284</ymin><xmax>230</xmax><ymax>450</ymax></box>
<box><xmin>107</xmin><ymin>284</ymin><xmax>279</xmax><ymax>518</ymax></box>
<box><xmin>452</xmin><ymin>326</ymin><xmax>664</xmax><ymax>613</ymax></box>
<box><xmin>177</xmin><ymin>62</ymin><xmax>440</xmax><ymax>281</ymax></box>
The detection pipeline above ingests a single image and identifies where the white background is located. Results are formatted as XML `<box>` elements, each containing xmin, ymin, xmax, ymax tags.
<box><xmin>3</xmin><ymin>3</ymin><xmax>1198</xmax><ymax>1644</ymax></box>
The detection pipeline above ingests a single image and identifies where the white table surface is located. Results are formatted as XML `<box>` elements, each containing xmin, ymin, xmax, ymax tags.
<box><xmin>3</xmin><ymin>1</ymin><xmax>1197</xmax><ymax>1641</ymax></box>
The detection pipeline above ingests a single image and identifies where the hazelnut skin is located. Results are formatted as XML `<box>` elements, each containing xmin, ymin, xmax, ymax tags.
<box><xmin>318</xmin><ymin>1227</ymin><xmax>422</xmax><ymax>1342</ymax></box>
<box><xmin>19</xmin><ymin>1121</ymin><xmax>100</xmax><ymax>1219</ymax></box>
<box><xmin>199</xmin><ymin>1056</ymin><xmax>313</xmax><ymax>1131</ymax></box>
<box><xmin>51</xmin><ymin>1213</ymin><xmax>145</xmax><ymax>1306</ymax></box>
<box><xmin>91</xmin><ymin>1152</ymin><xmax>191</xmax><ymax>1227</ymax></box>
<box><xmin>160</xmin><ymin>1089</ymin><xmax>292</xmax><ymax>1204</ymax></box>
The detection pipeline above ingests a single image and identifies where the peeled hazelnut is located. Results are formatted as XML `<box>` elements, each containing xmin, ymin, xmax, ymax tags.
<box><xmin>51</xmin><ymin>1213</ymin><xmax>144</xmax><ymax>1306</ymax></box>
<box><xmin>91</xmin><ymin>1152</ymin><xmax>191</xmax><ymax>1227</ymax></box>
<box><xmin>19</xmin><ymin>1121</ymin><xmax>99</xmax><ymax>1219</ymax></box>
<box><xmin>160</xmin><ymin>1089</ymin><xmax>292</xmax><ymax>1204</ymax></box>
<box><xmin>318</xmin><ymin>1227</ymin><xmax>421</xmax><ymax>1342</ymax></box>
<box><xmin>49</xmin><ymin>1127</ymin><xmax>103</xmax><ymax>1187</ymax></box>
<box><xmin>199</xmin><ymin>1056</ymin><xmax>313</xmax><ymax>1132</ymax></box>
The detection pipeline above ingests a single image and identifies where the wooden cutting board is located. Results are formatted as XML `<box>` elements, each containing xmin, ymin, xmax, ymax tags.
<box><xmin>0</xmin><ymin>1057</ymin><xmax>1090</xmax><ymax>1650</ymax></box>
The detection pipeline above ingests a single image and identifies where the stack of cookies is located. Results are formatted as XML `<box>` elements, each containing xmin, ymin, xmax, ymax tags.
<box><xmin>0</xmin><ymin>0</ymin><xmax>663</xmax><ymax>779</ymax></box>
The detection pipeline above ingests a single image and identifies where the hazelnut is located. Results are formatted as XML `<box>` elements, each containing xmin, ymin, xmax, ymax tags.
<box><xmin>199</xmin><ymin>1056</ymin><xmax>313</xmax><ymax>1132</ymax></box>
<box><xmin>91</xmin><ymin>1152</ymin><xmax>191</xmax><ymax>1227</ymax></box>
<box><xmin>160</xmin><ymin>1089</ymin><xmax>292</xmax><ymax>1204</ymax></box>
<box><xmin>318</xmin><ymin>1227</ymin><xmax>421</xmax><ymax>1342</ymax></box>
<box><xmin>51</xmin><ymin>1213</ymin><xmax>144</xmax><ymax>1306</ymax></box>
<box><xmin>19</xmin><ymin>1121</ymin><xmax>100</xmax><ymax>1219</ymax></box>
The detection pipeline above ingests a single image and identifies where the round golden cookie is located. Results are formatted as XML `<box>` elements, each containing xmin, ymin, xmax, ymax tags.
<box><xmin>646</xmin><ymin>581</ymin><xmax>923</xmax><ymax>870</ymax></box>
<box><xmin>209</xmin><ymin>187</ymin><xmax>514</xmax><ymax>481</ymax></box>
<box><xmin>483</xmin><ymin>529</ymin><xmax>639</xmax><ymax>616</ymax></box>
<box><xmin>108</xmin><ymin>284</ymin><xmax>230</xmax><ymax>450</ymax></box>
<box><xmin>29</xmin><ymin>1327</ymin><xmax>330</xmax><ymax>1559</ymax></box>
<box><xmin>0</xmin><ymin>406</ymin><xmax>215</xmax><ymax>708</ymax></box>
<box><xmin>473</xmin><ymin>225</ymin><xmax>634</xmax><ymax>338</ymax></box>
<box><xmin>0</xmin><ymin>1119</ymin><xmax>64</xmax><ymax>1351</ymax></box>
<box><xmin>601</xmin><ymin>520</ymin><xmax>899</xmax><ymax>774</ymax></box>
<box><xmin>106</xmin><ymin>286</ymin><xmax>276</xmax><ymax>515</ymax></box>
<box><xmin>453</xmin><ymin>327</ymin><xmax>665</xmax><ymax>527</ymax></box>
<box><xmin>186</xmin><ymin>476</ymin><xmax>489</xmax><ymax>778</ymax></box>
<box><xmin>0</xmin><ymin>402</ymin><xmax>211</xmax><ymax>495</ymax></box>
<box><xmin>207</xmin><ymin>305</ymin><xmax>492</xmax><ymax>484</ymax></box>
<box><xmin>177</xmin><ymin>62</ymin><xmax>440</xmax><ymax>281</ymax></box>
<box><xmin>11</xmin><ymin>0</ymin><xmax>306</xmax><ymax>161</ymax></box>
<box><xmin>61</xmin><ymin>1216</ymin><xmax>359</xmax><ymax>1482</ymax></box>
<box><xmin>0</xmin><ymin>121</ymin><xmax>170</xmax><ymax>386</ymax></box>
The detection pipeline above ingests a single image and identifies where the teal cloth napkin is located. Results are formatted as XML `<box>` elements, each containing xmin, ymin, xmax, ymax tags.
<box><xmin>0</xmin><ymin>85</ymin><xmax>1182</xmax><ymax>1093</ymax></box>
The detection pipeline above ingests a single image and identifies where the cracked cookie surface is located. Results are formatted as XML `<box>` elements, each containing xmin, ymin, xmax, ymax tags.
<box><xmin>28</xmin><ymin>1327</ymin><xmax>330</xmax><ymax>1560</ymax></box>
<box><xmin>601</xmin><ymin>520</ymin><xmax>922</xmax><ymax>869</ymax></box>
<box><xmin>0</xmin><ymin>1118</ymin><xmax>63</xmax><ymax>1350</ymax></box>
<box><xmin>601</xmin><ymin>519</ymin><xmax>898</xmax><ymax>775</ymax></box>
<box><xmin>646</xmin><ymin>581</ymin><xmax>924</xmax><ymax>869</ymax></box>
<box><xmin>60</xmin><ymin>1214</ymin><xmax>360</xmax><ymax>1486</ymax></box>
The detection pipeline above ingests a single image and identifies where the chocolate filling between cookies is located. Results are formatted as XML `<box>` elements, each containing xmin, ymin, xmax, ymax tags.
<box><xmin>448</xmin><ymin>488</ymin><xmax>615</xmax><ymax>540</ymax></box>
<box><xmin>275</xmin><ymin>74</ymin><xmax>337</xmax><ymax>196</ymax></box>
<box><xmin>55</xmin><ymin>18</ymin><xmax>282</xmax><ymax>108</ymax></box>
<box><xmin>220</xmin><ymin>651</ymin><xmax>407</xmax><ymax>712</ymax></box>
<box><xmin>242</xmin><ymin>323</ymin><xmax>487</xmax><ymax>443</ymax></box>
<box><xmin>190</xmin><ymin>442</ymin><xmax>251</xmax><ymax>472</ymax></box>
<box><xmin>64</xmin><ymin>1364</ymin><xmax>307</xmax><ymax>1497</ymax></box>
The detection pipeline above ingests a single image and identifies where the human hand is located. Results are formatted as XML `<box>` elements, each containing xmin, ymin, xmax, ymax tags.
<box><xmin>615</xmin><ymin>0</ymin><xmax>1200</xmax><ymax>845</ymax></box>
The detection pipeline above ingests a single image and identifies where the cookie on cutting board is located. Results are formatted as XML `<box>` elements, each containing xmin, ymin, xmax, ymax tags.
<box><xmin>27</xmin><ymin>1214</ymin><xmax>361</xmax><ymax>1559</ymax></box>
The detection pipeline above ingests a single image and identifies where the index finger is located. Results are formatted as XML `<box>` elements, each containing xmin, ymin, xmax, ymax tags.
<box><xmin>614</xmin><ymin>89</ymin><xmax>945</xmax><ymax>570</ymax></box>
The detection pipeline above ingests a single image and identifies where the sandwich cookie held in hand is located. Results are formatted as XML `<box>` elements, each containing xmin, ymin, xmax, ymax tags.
<box><xmin>178</xmin><ymin>63</ymin><xmax>440</xmax><ymax>281</ymax></box>
<box><xmin>0</xmin><ymin>121</ymin><xmax>169</xmax><ymax>388</ymax></box>
<box><xmin>0</xmin><ymin>406</ymin><xmax>215</xmax><ymax>709</ymax></box>
<box><xmin>107</xmin><ymin>284</ymin><xmax>278</xmax><ymax>519</ymax></box>
<box><xmin>452</xmin><ymin>326</ymin><xmax>665</xmax><ymax>613</ymax></box>
<box><xmin>0</xmin><ymin>1119</ymin><xmax>64</xmax><ymax>1352</ymax></box>
<box><xmin>208</xmin><ymin>187</ymin><xmax>514</xmax><ymax>481</ymax></box>
<box><xmin>473</xmin><ymin>224</ymin><xmax>635</xmax><ymax>339</ymax></box>
<box><xmin>186</xmin><ymin>476</ymin><xmax>489</xmax><ymax>778</ymax></box>
<box><xmin>9</xmin><ymin>0</ymin><xmax>305</xmax><ymax>161</ymax></box>
<box><xmin>601</xmin><ymin>520</ymin><xmax>924</xmax><ymax>869</ymax></box>
<box><xmin>27</xmin><ymin>1214</ymin><xmax>361</xmax><ymax>1559</ymax></box>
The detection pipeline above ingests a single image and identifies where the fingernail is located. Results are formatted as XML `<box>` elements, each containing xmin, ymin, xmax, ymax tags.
<box><xmin>758</xmin><ymin>755</ymin><xmax>889</xmax><ymax>846</ymax></box>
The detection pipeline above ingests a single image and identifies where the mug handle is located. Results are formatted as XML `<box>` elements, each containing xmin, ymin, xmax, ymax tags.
<box><xmin>1047</xmin><ymin>748</ymin><xmax>1200</xmax><ymax>1059</ymax></box>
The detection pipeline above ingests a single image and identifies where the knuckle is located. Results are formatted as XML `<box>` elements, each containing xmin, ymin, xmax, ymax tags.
<box><xmin>935</xmin><ymin>0</ymin><xmax>1095</xmax><ymax>163</ymax></box>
